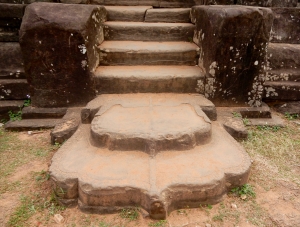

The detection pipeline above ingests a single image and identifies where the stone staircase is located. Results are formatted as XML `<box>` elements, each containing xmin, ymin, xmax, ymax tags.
<box><xmin>49</xmin><ymin>5</ymin><xmax>251</xmax><ymax>219</ymax></box>
<box><xmin>263</xmin><ymin>7</ymin><xmax>300</xmax><ymax>102</ymax></box>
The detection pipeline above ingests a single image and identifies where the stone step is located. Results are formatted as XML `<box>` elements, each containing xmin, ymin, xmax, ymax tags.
<box><xmin>266</xmin><ymin>69</ymin><xmax>300</xmax><ymax>82</ymax></box>
<box><xmin>145</xmin><ymin>8</ymin><xmax>191</xmax><ymax>23</ymax></box>
<box><xmin>104</xmin><ymin>6</ymin><xmax>152</xmax><ymax>21</ymax></box>
<box><xmin>81</xmin><ymin>93</ymin><xmax>217</xmax><ymax>123</ymax></box>
<box><xmin>94</xmin><ymin>65</ymin><xmax>204</xmax><ymax>94</ymax></box>
<box><xmin>90</xmin><ymin>0</ymin><xmax>196</xmax><ymax>8</ymax></box>
<box><xmin>99</xmin><ymin>41</ymin><xmax>199</xmax><ymax>66</ymax></box>
<box><xmin>0</xmin><ymin>79</ymin><xmax>29</xmax><ymax>100</ymax></box>
<box><xmin>22</xmin><ymin>106</ymin><xmax>68</xmax><ymax>119</ymax></box>
<box><xmin>104</xmin><ymin>21</ymin><xmax>194</xmax><ymax>41</ymax></box>
<box><xmin>0</xmin><ymin>31</ymin><xmax>18</xmax><ymax>42</ymax></box>
<box><xmin>50</xmin><ymin>122</ymin><xmax>250</xmax><ymax>219</ymax></box>
<box><xmin>0</xmin><ymin>100</ymin><xmax>24</xmax><ymax>119</ymax></box>
<box><xmin>264</xmin><ymin>81</ymin><xmax>300</xmax><ymax>100</ymax></box>
<box><xmin>268</xmin><ymin>43</ymin><xmax>300</xmax><ymax>70</ymax></box>
<box><xmin>4</xmin><ymin>118</ymin><xmax>64</xmax><ymax>131</ymax></box>
<box><xmin>91</xmin><ymin>94</ymin><xmax>213</xmax><ymax>155</ymax></box>
<box><xmin>0</xmin><ymin>43</ymin><xmax>25</xmax><ymax>78</ymax></box>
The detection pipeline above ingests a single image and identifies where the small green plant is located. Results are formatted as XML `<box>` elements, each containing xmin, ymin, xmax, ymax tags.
<box><xmin>149</xmin><ymin>220</ymin><xmax>168</xmax><ymax>227</ymax></box>
<box><xmin>231</xmin><ymin>184</ymin><xmax>256</xmax><ymax>198</ymax></box>
<box><xmin>232</xmin><ymin>112</ymin><xmax>242</xmax><ymax>118</ymax></box>
<box><xmin>212</xmin><ymin>212</ymin><xmax>227</xmax><ymax>222</ymax></box>
<box><xmin>120</xmin><ymin>207</ymin><xmax>139</xmax><ymax>221</ymax></box>
<box><xmin>285</xmin><ymin>112</ymin><xmax>299</xmax><ymax>120</ymax></box>
<box><xmin>257</xmin><ymin>125</ymin><xmax>281</xmax><ymax>132</ymax></box>
<box><xmin>8</xmin><ymin>195</ymin><xmax>36</xmax><ymax>226</ymax></box>
<box><xmin>8</xmin><ymin>109</ymin><xmax>22</xmax><ymax>121</ymax></box>
<box><xmin>23</xmin><ymin>99</ymin><xmax>31</xmax><ymax>107</ymax></box>
<box><xmin>35</xmin><ymin>170</ymin><xmax>50</xmax><ymax>182</ymax></box>
<box><xmin>242</xmin><ymin>118</ymin><xmax>250</xmax><ymax>126</ymax></box>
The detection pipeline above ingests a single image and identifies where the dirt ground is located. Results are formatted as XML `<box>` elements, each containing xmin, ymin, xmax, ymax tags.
<box><xmin>0</xmin><ymin>111</ymin><xmax>300</xmax><ymax>227</ymax></box>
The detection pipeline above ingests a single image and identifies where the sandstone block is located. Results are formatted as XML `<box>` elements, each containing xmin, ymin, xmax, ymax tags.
<box><xmin>270</xmin><ymin>8</ymin><xmax>300</xmax><ymax>44</ymax></box>
<box><xmin>0</xmin><ymin>3</ymin><xmax>26</xmax><ymax>18</ymax></box>
<box><xmin>0</xmin><ymin>43</ymin><xmax>24</xmax><ymax>78</ymax></box>
<box><xmin>105</xmin><ymin>6</ymin><xmax>152</xmax><ymax>21</ymax></box>
<box><xmin>237</xmin><ymin>0</ymin><xmax>298</xmax><ymax>7</ymax></box>
<box><xmin>19</xmin><ymin>2</ymin><xmax>107</xmax><ymax>107</ymax></box>
<box><xmin>145</xmin><ymin>8</ymin><xmax>191</xmax><ymax>23</ymax></box>
<box><xmin>191</xmin><ymin>6</ymin><xmax>273</xmax><ymax>107</ymax></box>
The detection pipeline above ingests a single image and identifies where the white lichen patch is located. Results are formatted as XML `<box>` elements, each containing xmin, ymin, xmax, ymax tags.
<box><xmin>81</xmin><ymin>60</ymin><xmax>87</xmax><ymax>70</ymax></box>
<box><xmin>195</xmin><ymin>79</ymin><xmax>204</xmax><ymax>93</ymax></box>
<box><xmin>78</xmin><ymin>44</ymin><xmax>87</xmax><ymax>54</ymax></box>
<box><xmin>265</xmin><ymin>86</ymin><xmax>278</xmax><ymax>97</ymax></box>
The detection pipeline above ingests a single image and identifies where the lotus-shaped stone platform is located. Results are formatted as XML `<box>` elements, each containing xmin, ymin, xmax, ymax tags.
<box><xmin>50</xmin><ymin>94</ymin><xmax>251</xmax><ymax>219</ymax></box>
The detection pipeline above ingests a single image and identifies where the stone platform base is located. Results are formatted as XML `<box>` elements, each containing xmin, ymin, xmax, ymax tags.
<box><xmin>50</xmin><ymin>122</ymin><xmax>251</xmax><ymax>219</ymax></box>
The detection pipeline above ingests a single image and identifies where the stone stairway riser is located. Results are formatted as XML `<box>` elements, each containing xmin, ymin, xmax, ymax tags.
<box><xmin>104</xmin><ymin>22</ymin><xmax>194</xmax><ymax>41</ymax></box>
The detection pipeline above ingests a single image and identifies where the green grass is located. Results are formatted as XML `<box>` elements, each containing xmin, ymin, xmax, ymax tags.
<box><xmin>231</xmin><ymin>184</ymin><xmax>256</xmax><ymax>198</ymax></box>
<box><xmin>120</xmin><ymin>207</ymin><xmax>140</xmax><ymax>221</ymax></box>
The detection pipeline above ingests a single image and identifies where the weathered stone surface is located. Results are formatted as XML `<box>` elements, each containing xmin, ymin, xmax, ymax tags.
<box><xmin>0</xmin><ymin>3</ymin><xmax>26</xmax><ymax>18</ymax></box>
<box><xmin>223</xmin><ymin>117</ymin><xmax>248</xmax><ymax>139</ymax></box>
<box><xmin>51</xmin><ymin>107</ymin><xmax>81</xmax><ymax>145</ymax></box>
<box><xmin>264</xmin><ymin>81</ymin><xmax>300</xmax><ymax>100</ymax></box>
<box><xmin>0</xmin><ymin>31</ymin><xmax>18</xmax><ymax>41</ymax></box>
<box><xmin>60</xmin><ymin>0</ymin><xmax>88</xmax><ymax>3</ymax></box>
<box><xmin>99</xmin><ymin>41</ymin><xmax>199</xmax><ymax>66</ymax></box>
<box><xmin>91</xmin><ymin>103</ymin><xmax>212</xmax><ymax>153</ymax></box>
<box><xmin>4</xmin><ymin>118</ymin><xmax>63</xmax><ymax>131</ymax></box>
<box><xmin>191</xmin><ymin>6</ymin><xmax>273</xmax><ymax>107</ymax></box>
<box><xmin>50</xmin><ymin>122</ymin><xmax>250</xmax><ymax>219</ymax></box>
<box><xmin>145</xmin><ymin>8</ymin><xmax>191</xmax><ymax>23</ymax></box>
<box><xmin>266</xmin><ymin>69</ymin><xmax>300</xmax><ymax>82</ymax></box>
<box><xmin>0</xmin><ymin>79</ymin><xmax>29</xmax><ymax>100</ymax></box>
<box><xmin>238</xmin><ymin>102</ymin><xmax>272</xmax><ymax>118</ymax></box>
<box><xmin>268</xmin><ymin>101</ymin><xmax>300</xmax><ymax>115</ymax></box>
<box><xmin>81</xmin><ymin>93</ymin><xmax>217</xmax><ymax>124</ymax></box>
<box><xmin>0</xmin><ymin>100</ymin><xmax>23</xmax><ymax>119</ymax></box>
<box><xmin>95</xmin><ymin>65</ymin><xmax>205</xmax><ymax>94</ymax></box>
<box><xmin>237</xmin><ymin>0</ymin><xmax>298</xmax><ymax>7</ymax></box>
<box><xmin>19</xmin><ymin>2</ymin><xmax>107</xmax><ymax>107</ymax></box>
<box><xmin>270</xmin><ymin>8</ymin><xmax>300</xmax><ymax>44</ymax></box>
<box><xmin>105</xmin><ymin>6</ymin><xmax>152</xmax><ymax>21</ymax></box>
<box><xmin>22</xmin><ymin>106</ymin><xmax>67</xmax><ymax>119</ymax></box>
<box><xmin>90</xmin><ymin>0</ymin><xmax>234</xmax><ymax>7</ymax></box>
<box><xmin>104</xmin><ymin>22</ymin><xmax>194</xmax><ymax>41</ymax></box>
<box><xmin>0</xmin><ymin>43</ymin><xmax>24</xmax><ymax>78</ymax></box>
<box><xmin>267</xmin><ymin>43</ymin><xmax>300</xmax><ymax>71</ymax></box>
<box><xmin>247</xmin><ymin>113</ymin><xmax>285</xmax><ymax>126</ymax></box>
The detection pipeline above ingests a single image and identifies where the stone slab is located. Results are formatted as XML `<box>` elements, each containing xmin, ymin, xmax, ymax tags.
<box><xmin>50</xmin><ymin>122</ymin><xmax>251</xmax><ymax>219</ymax></box>
<box><xmin>222</xmin><ymin>117</ymin><xmax>248</xmax><ymax>140</ymax></box>
<box><xmin>22</xmin><ymin>106</ymin><xmax>67</xmax><ymax>119</ymax></box>
<box><xmin>0</xmin><ymin>100</ymin><xmax>23</xmax><ymax>119</ymax></box>
<box><xmin>247</xmin><ymin>114</ymin><xmax>285</xmax><ymax>127</ymax></box>
<box><xmin>104</xmin><ymin>6</ymin><xmax>152</xmax><ymax>21</ymax></box>
<box><xmin>50</xmin><ymin>107</ymin><xmax>81</xmax><ymax>145</ymax></box>
<box><xmin>99</xmin><ymin>41</ymin><xmax>199</xmax><ymax>66</ymax></box>
<box><xmin>91</xmin><ymin>103</ymin><xmax>212</xmax><ymax>153</ymax></box>
<box><xmin>94</xmin><ymin>65</ymin><xmax>205</xmax><ymax>94</ymax></box>
<box><xmin>216</xmin><ymin>103</ymin><xmax>271</xmax><ymax>119</ymax></box>
<box><xmin>266</xmin><ymin>69</ymin><xmax>300</xmax><ymax>82</ymax></box>
<box><xmin>81</xmin><ymin>93</ymin><xmax>217</xmax><ymax>124</ymax></box>
<box><xmin>270</xmin><ymin>7</ymin><xmax>300</xmax><ymax>44</ymax></box>
<box><xmin>0</xmin><ymin>3</ymin><xmax>26</xmax><ymax>18</ymax></box>
<box><xmin>4</xmin><ymin>118</ymin><xmax>63</xmax><ymax>131</ymax></box>
<box><xmin>267</xmin><ymin>43</ymin><xmax>300</xmax><ymax>70</ymax></box>
<box><xmin>0</xmin><ymin>43</ymin><xmax>24</xmax><ymax>78</ymax></box>
<box><xmin>264</xmin><ymin>81</ymin><xmax>300</xmax><ymax>100</ymax></box>
<box><xmin>90</xmin><ymin>0</ymin><xmax>234</xmax><ymax>7</ymax></box>
<box><xmin>145</xmin><ymin>8</ymin><xmax>191</xmax><ymax>23</ymax></box>
<box><xmin>0</xmin><ymin>79</ymin><xmax>29</xmax><ymax>100</ymax></box>
<box><xmin>191</xmin><ymin>5</ymin><xmax>273</xmax><ymax>107</ymax></box>
<box><xmin>237</xmin><ymin>0</ymin><xmax>298</xmax><ymax>7</ymax></box>
<box><xmin>267</xmin><ymin>101</ymin><xmax>300</xmax><ymax>115</ymax></box>
<box><xmin>0</xmin><ymin>31</ymin><xmax>18</xmax><ymax>41</ymax></box>
<box><xmin>103</xmin><ymin>22</ymin><xmax>194</xmax><ymax>41</ymax></box>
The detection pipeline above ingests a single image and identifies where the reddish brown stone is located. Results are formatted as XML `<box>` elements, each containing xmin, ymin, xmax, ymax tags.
<box><xmin>19</xmin><ymin>2</ymin><xmax>107</xmax><ymax>107</ymax></box>
<box><xmin>191</xmin><ymin>6</ymin><xmax>273</xmax><ymax>107</ymax></box>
